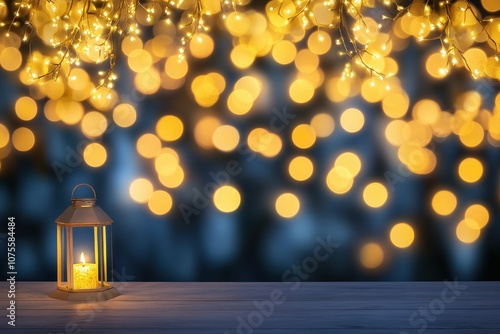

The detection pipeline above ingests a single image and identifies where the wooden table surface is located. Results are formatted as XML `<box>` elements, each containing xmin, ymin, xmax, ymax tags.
<box><xmin>1</xmin><ymin>281</ymin><xmax>499</xmax><ymax>333</ymax></box>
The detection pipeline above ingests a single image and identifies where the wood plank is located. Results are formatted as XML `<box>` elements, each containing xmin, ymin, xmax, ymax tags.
<box><xmin>0</xmin><ymin>282</ymin><xmax>499</xmax><ymax>333</ymax></box>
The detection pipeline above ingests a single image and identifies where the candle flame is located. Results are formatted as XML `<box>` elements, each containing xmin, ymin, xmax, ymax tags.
<box><xmin>80</xmin><ymin>252</ymin><xmax>86</xmax><ymax>264</ymax></box>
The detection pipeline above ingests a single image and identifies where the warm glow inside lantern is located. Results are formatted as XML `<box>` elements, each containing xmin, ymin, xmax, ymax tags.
<box><xmin>50</xmin><ymin>184</ymin><xmax>119</xmax><ymax>301</ymax></box>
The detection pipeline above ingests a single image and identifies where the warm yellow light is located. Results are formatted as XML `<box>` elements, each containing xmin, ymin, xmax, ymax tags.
<box><xmin>272</xmin><ymin>40</ymin><xmax>297</xmax><ymax>65</ymax></box>
<box><xmin>113</xmin><ymin>103</ymin><xmax>137</xmax><ymax>128</ymax></box>
<box><xmin>213</xmin><ymin>185</ymin><xmax>241</xmax><ymax>213</ymax></box>
<box><xmin>326</xmin><ymin>166</ymin><xmax>354</xmax><ymax>194</ymax></box>
<box><xmin>289</xmin><ymin>79</ymin><xmax>315</xmax><ymax>104</ymax></box>
<box><xmin>363</xmin><ymin>182</ymin><xmax>388</xmax><ymax>208</ymax></box>
<box><xmin>12</xmin><ymin>127</ymin><xmax>35</xmax><ymax>152</ymax></box>
<box><xmin>310</xmin><ymin>113</ymin><xmax>334</xmax><ymax>138</ymax></box>
<box><xmin>213</xmin><ymin>125</ymin><xmax>240</xmax><ymax>152</ymax></box>
<box><xmin>390</xmin><ymin>223</ymin><xmax>415</xmax><ymax>248</ymax></box>
<box><xmin>458</xmin><ymin>157</ymin><xmax>483</xmax><ymax>183</ymax></box>
<box><xmin>156</xmin><ymin>115</ymin><xmax>183</xmax><ymax>141</ymax></box>
<box><xmin>155</xmin><ymin>150</ymin><xmax>179</xmax><ymax>176</ymax></box>
<box><xmin>459</xmin><ymin>121</ymin><xmax>484</xmax><ymax>148</ymax></box>
<box><xmin>340</xmin><ymin>108</ymin><xmax>365</xmax><ymax>133</ymax></box>
<box><xmin>335</xmin><ymin>152</ymin><xmax>362</xmax><ymax>178</ymax></box>
<box><xmin>275</xmin><ymin>193</ymin><xmax>300</xmax><ymax>218</ymax></box>
<box><xmin>456</xmin><ymin>219</ymin><xmax>481</xmax><ymax>244</ymax></box>
<box><xmin>137</xmin><ymin>133</ymin><xmax>162</xmax><ymax>159</ymax></box>
<box><xmin>288</xmin><ymin>156</ymin><xmax>314</xmax><ymax>181</ymax></box>
<box><xmin>148</xmin><ymin>190</ymin><xmax>173</xmax><ymax>215</ymax></box>
<box><xmin>15</xmin><ymin>96</ymin><xmax>37</xmax><ymax>121</ymax></box>
<box><xmin>291</xmin><ymin>124</ymin><xmax>316</xmax><ymax>149</ymax></box>
<box><xmin>360</xmin><ymin>243</ymin><xmax>384</xmax><ymax>269</ymax></box>
<box><xmin>194</xmin><ymin>116</ymin><xmax>221</xmax><ymax>150</ymax></box>
<box><xmin>83</xmin><ymin>143</ymin><xmax>107</xmax><ymax>168</ymax></box>
<box><xmin>431</xmin><ymin>190</ymin><xmax>457</xmax><ymax>216</ymax></box>
<box><xmin>129</xmin><ymin>178</ymin><xmax>154</xmax><ymax>203</ymax></box>
<box><xmin>73</xmin><ymin>251</ymin><xmax>97</xmax><ymax>290</ymax></box>
<box><xmin>464</xmin><ymin>204</ymin><xmax>489</xmax><ymax>229</ymax></box>
<box><xmin>81</xmin><ymin>111</ymin><xmax>108</xmax><ymax>138</ymax></box>
<box><xmin>0</xmin><ymin>123</ymin><xmax>10</xmax><ymax>148</ymax></box>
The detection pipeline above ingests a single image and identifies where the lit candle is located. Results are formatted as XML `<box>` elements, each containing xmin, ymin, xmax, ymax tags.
<box><xmin>73</xmin><ymin>252</ymin><xmax>98</xmax><ymax>290</ymax></box>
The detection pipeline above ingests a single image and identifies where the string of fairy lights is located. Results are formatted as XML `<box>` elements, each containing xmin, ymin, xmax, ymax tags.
<box><xmin>0</xmin><ymin>0</ymin><xmax>499</xmax><ymax>270</ymax></box>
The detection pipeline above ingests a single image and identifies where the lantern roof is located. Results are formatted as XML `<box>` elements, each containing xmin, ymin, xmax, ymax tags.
<box><xmin>55</xmin><ymin>184</ymin><xmax>113</xmax><ymax>226</ymax></box>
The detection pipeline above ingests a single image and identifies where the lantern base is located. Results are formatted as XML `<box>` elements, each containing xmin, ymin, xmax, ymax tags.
<box><xmin>49</xmin><ymin>286</ymin><xmax>120</xmax><ymax>301</ymax></box>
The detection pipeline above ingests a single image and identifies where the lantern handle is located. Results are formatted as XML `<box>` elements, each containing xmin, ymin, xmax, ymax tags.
<box><xmin>71</xmin><ymin>183</ymin><xmax>97</xmax><ymax>200</ymax></box>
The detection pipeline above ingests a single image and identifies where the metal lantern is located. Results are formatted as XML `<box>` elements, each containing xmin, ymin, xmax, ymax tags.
<box><xmin>50</xmin><ymin>184</ymin><xmax>119</xmax><ymax>301</ymax></box>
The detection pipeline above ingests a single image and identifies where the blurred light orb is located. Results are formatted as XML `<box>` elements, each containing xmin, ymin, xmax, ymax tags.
<box><xmin>272</xmin><ymin>40</ymin><xmax>297</xmax><ymax>65</ymax></box>
<box><xmin>456</xmin><ymin>219</ymin><xmax>481</xmax><ymax>244</ymax></box>
<box><xmin>390</xmin><ymin>223</ymin><xmax>415</xmax><ymax>248</ymax></box>
<box><xmin>213</xmin><ymin>125</ymin><xmax>240</xmax><ymax>152</ymax></box>
<box><xmin>341</xmin><ymin>108</ymin><xmax>365</xmax><ymax>133</ymax></box>
<box><xmin>137</xmin><ymin>133</ymin><xmax>162</xmax><ymax>159</ymax></box>
<box><xmin>156</xmin><ymin>115</ymin><xmax>183</xmax><ymax>141</ymax></box>
<box><xmin>12</xmin><ymin>127</ymin><xmax>35</xmax><ymax>152</ymax></box>
<box><xmin>458</xmin><ymin>157</ymin><xmax>483</xmax><ymax>183</ymax></box>
<box><xmin>360</xmin><ymin>243</ymin><xmax>384</xmax><ymax>269</ymax></box>
<box><xmin>288</xmin><ymin>156</ymin><xmax>314</xmax><ymax>181</ymax></box>
<box><xmin>291</xmin><ymin>124</ymin><xmax>316</xmax><ymax>149</ymax></box>
<box><xmin>335</xmin><ymin>152</ymin><xmax>362</xmax><ymax>177</ymax></box>
<box><xmin>431</xmin><ymin>190</ymin><xmax>457</xmax><ymax>216</ymax></box>
<box><xmin>129</xmin><ymin>178</ymin><xmax>154</xmax><ymax>203</ymax></box>
<box><xmin>0</xmin><ymin>123</ymin><xmax>10</xmax><ymax>148</ymax></box>
<box><xmin>289</xmin><ymin>79</ymin><xmax>315</xmax><ymax>104</ymax></box>
<box><xmin>310</xmin><ymin>113</ymin><xmax>334</xmax><ymax>138</ymax></box>
<box><xmin>214</xmin><ymin>185</ymin><xmax>241</xmax><ymax>213</ymax></box>
<box><xmin>465</xmin><ymin>204</ymin><xmax>489</xmax><ymax>229</ymax></box>
<box><xmin>195</xmin><ymin>116</ymin><xmax>221</xmax><ymax>150</ymax></box>
<box><xmin>113</xmin><ymin>103</ymin><xmax>137</xmax><ymax>128</ymax></box>
<box><xmin>148</xmin><ymin>190</ymin><xmax>173</xmax><ymax>215</ymax></box>
<box><xmin>326</xmin><ymin>166</ymin><xmax>354</xmax><ymax>194</ymax></box>
<box><xmin>83</xmin><ymin>143</ymin><xmax>107</xmax><ymax>167</ymax></box>
<box><xmin>189</xmin><ymin>33</ymin><xmax>214</xmax><ymax>59</ymax></box>
<box><xmin>15</xmin><ymin>96</ymin><xmax>38</xmax><ymax>121</ymax></box>
<box><xmin>363</xmin><ymin>182</ymin><xmax>388</xmax><ymax>208</ymax></box>
<box><xmin>81</xmin><ymin>111</ymin><xmax>108</xmax><ymax>138</ymax></box>
<box><xmin>275</xmin><ymin>192</ymin><xmax>300</xmax><ymax>218</ymax></box>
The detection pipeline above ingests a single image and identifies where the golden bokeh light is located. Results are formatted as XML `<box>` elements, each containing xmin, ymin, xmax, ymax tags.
<box><xmin>459</xmin><ymin>121</ymin><xmax>484</xmax><ymax>148</ymax></box>
<box><xmin>288</xmin><ymin>156</ymin><xmax>314</xmax><ymax>181</ymax></box>
<box><xmin>155</xmin><ymin>149</ymin><xmax>179</xmax><ymax>176</ymax></box>
<box><xmin>129</xmin><ymin>178</ymin><xmax>154</xmax><ymax>204</ymax></box>
<box><xmin>390</xmin><ymin>223</ymin><xmax>415</xmax><ymax>248</ymax></box>
<box><xmin>0</xmin><ymin>47</ymin><xmax>22</xmax><ymax>71</ymax></box>
<box><xmin>458</xmin><ymin>157</ymin><xmax>483</xmax><ymax>183</ymax></box>
<box><xmin>291</xmin><ymin>124</ymin><xmax>316</xmax><ymax>149</ymax></box>
<box><xmin>156</xmin><ymin>115</ymin><xmax>183</xmax><ymax>141</ymax></box>
<box><xmin>272</xmin><ymin>40</ymin><xmax>297</xmax><ymax>65</ymax></box>
<box><xmin>12</xmin><ymin>127</ymin><xmax>35</xmax><ymax>152</ymax></box>
<box><xmin>326</xmin><ymin>166</ymin><xmax>354</xmax><ymax>195</ymax></box>
<box><xmin>159</xmin><ymin>165</ymin><xmax>185</xmax><ymax>189</ymax></box>
<box><xmin>464</xmin><ymin>204</ymin><xmax>489</xmax><ymax>229</ymax></box>
<box><xmin>0</xmin><ymin>123</ymin><xmax>9</xmax><ymax>148</ymax></box>
<box><xmin>148</xmin><ymin>190</ymin><xmax>173</xmax><ymax>215</ymax></box>
<box><xmin>456</xmin><ymin>219</ymin><xmax>481</xmax><ymax>244</ymax></box>
<box><xmin>213</xmin><ymin>125</ymin><xmax>240</xmax><ymax>152</ymax></box>
<box><xmin>431</xmin><ymin>190</ymin><xmax>457</xmax><ymax>216</ymax></box>
<box><xmin>213</xmin><ymin>185</ymin><xmax>241</xmax><ymax>213</ymax></box>
<box><xmin>83</xmin><ymin>143</ymin><xmax>107</xmax><ymax>168</ymax></box>
<box><xmin>113</xmin><ymin>103</ymin><xmax>137</xmax><ymax>128</ymax></box>
<box><xmin>335</xmin><ymin>152</ymin><xmax>362</xmax><ymax>178</ymax></box>
<box><xmin>363</xmin><ymin>182</ymin><xmax>388</xmax><ymax>208</ymax></box>
<box><xmin>137</xmin><ymin>133</ymin><xmax>162</xmax><ymax>159</ymax></box>
<box><xmin>340</xmin><ymin>108</ymin><xmax>365</xmax><ymax>133</ymax></box>
<box><xmin>194</xmin><ymin>116</ymin><xmax>221</xmax><ymax>150</ymax></box>
<box><xmin>360</xmin><ymin>243</ymin><xmax>384</xmax><ymax>269</ymax></box>
<box><xmin>81</xmin><ymin>111</ymin><xmax>108</xmax><ymax>138</ymax></box>
<box><xmin>310</xmin><ymin>113</ymin><xmax>334</xmax><ymax>138</ymax></box>
<box><xmin>189</xmin><ymin>33</ymin><xmax>214</xmax><ymax>59</ymax></box>
<box><xmin>275</xmin><ymin>192</ymin><xmax>300</xmax><ymax>218</ymax></box>
<box><xmin>289</xmin><ymin>79</ymin><xmax>315</xmax><ymax>104</ymax></box>
<box><xmin>15</xmin><ymin>96</ymin><xmax>37</xmax><ymax>121</ymax></box>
